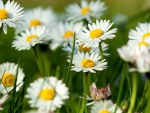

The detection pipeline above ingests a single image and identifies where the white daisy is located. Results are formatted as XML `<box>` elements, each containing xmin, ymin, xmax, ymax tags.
<box><xmin>128</xmin><ymin>23</ymin><xmax>150</xmax><ymax>41</ymax></box>
<box><xmin>71</xmin><ymin>52</ymin><xmax>107</xmax><ymax>73</ymax></box>
<box><xmin>0</xmin><ymin>62</ymin><xmax>25</xmax><ymax>94</ymax></box>
<box><xmin>63</xmin><ymin>41</ymin><xmax>109</xmax><ymax>56</ymax></box>
<box><xmin>128</xmin><ymin>23</ymin><xmax>150</xmax><ymax>47</ymax></box>
<box><xmin>12</xmin><ymin>26</ymin><xmax>51</xmax><ymax>51</ymax></box>
<box><xmin>0</xmin><ymin>0</ymin><xmax>24</xmax><ymax>34</ymax></box>
<box><xmin>135</xmin><ymin>51</ymin><xmax>150</xmax><ymax>73</ymax></box>
<box><xmin>117</xmin><ymin>44</ymin><xmax>147</xmax><ymax>63</ymax></box>
<box><xmin>49</xmin><ymin>21</ymin><xmax>83</xmax><ymax>50</ymax></box>
<box><xmin>77</xmin><ymin>20</ymin><xmax>117</xmax><ymax>48</ymax></box>
<box><xmin>66</xmin><ymin>0</ymin><xmax>107</xmax><ymax>23</ymax></box>
<box><xmin>0</xmin><ymin>94</ymin><xmax>9</xmax><ymax>110</ymax></box>
<box><xmin>91</xmin><ymin>100</ymin><xmax>122</xmax><ymax>113</ymax></box>
<box><xmin>26</xmin><ymin>76</ymin><xmax>69</xmax><ymax>112</ymax></box>
<box><xmin>16</xmin><ymin>7</ymin><xmax>56</xmax><ymax>34</ymax></box>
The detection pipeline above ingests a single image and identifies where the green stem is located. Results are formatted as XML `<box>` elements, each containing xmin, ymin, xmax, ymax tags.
<box><xmin>145</xmin><ymin>79</ymin><xmax>150</xmax><ymax>112</ymax></box>
<box><xmin>98</xmin><ymin>42</ymin><xmax>104</xmax><ymax>60</ymax></box>
<box><xmin>114</xmin><ymin>69</ymin><xmax>125</xmax><ymax>113</ymax></box>
<box><xmin>65</xmin><ymin>32</ymin><xmax>76</xmax><ymax>83</ymax></box>
<box><xmin>98</xmin><ymin>42</ymin><xmax>106</xmax><ymax>87</ymax></box>
<box><xmin>125</xmin><ymin>71</ymin><xmax>132</xmax><ymax>96</ymax></box>
<box><xmin>83</xmin><ymin>73</ymin><xmax>88</xmax><ymax>113</ymax></box>
<box><xmin>128</xmin><ymin>72</ymin><xmax>137</xmax><ymax>113</ymax></box>
<box><xmin>136</xmin><ymin>79</ymin><xmax>149</xmax><ymax>111</ymax></box>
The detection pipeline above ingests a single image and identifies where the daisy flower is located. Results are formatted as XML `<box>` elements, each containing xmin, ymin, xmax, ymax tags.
<box><xmin>0</xmin><ymin>62</ymin><xmax>25</xmax><ymax>94</ymax></box>
<box><xmin>91</xmin><ymin>100</ymin><xmax>122</xmax><ymax>113</ymax></box>
<box><xmin>128</xmin><ymin>22</ymin><xmax>150</xmax><ymax>47</ymax></box>
<box><xmin>16</xmin><ymin>7</ymin><xmax>56</xmax><ymax>34</ymax></box>
<box><xmin>12</xmin><ymin>26</ymin><xmax>51</xmax><ymax>51</ymax></box>
<box><xmin>0</xmin><ymin>94</ymin><xmax>9</xmax><ymax>110</ymax></box>
<box><xmin>117</xmin><ymin>45</ymin><xmax>150</xmax><ymax>73</ymax></box>
<box><xmin>128</xmin><ymin>23</ymin><xmax>150</xmax><ymax>42</ymax></box>
<box><xmin>77</xmin><ymin>20</ymin><xmax>117</xmax><ymax>48</ymax></box>
<box><xmin>63</xmin><ymin>41</ymin><xmax>109</xmax><ymax>56</ymax></box>
<box><xmin>49</xmin><ymin>21</ymin><xmax>83</xmax><ymax>50</ymax></box>
<box><xmin>117</xmin><ymin>45</ymin><xmax>147</xmax><ymax>63</ymax></box>
<box><xmin>66</xmin><ymin>0</ymin><xmax>107</xmax><ymax>23</ymax></box>
<box><xmin>71</xmin><ymin>52</ymin><xmax>107</xmax><ymax>73</ymax></box>
<box><xmin>0</xmin><ymin>0</ymin><xmax>24</xmax><ymax>34</ymax></box>
<box><xmin>26</xmin><ymin>76</ymin><xmax>69</xmax><ymax>112</ymax></box>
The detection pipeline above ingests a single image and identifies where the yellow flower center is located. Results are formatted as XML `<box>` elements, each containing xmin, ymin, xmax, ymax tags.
<box><xmin>99</xmin><ymin>110</ymin><xmax>110</xmax><ymax>113</ymax></box>
<box><xmin>39</xmin><ymin>88</ymin><xmax>55</xmax><ymax>100</ymax></box>
<box><xmin>81</xmin><ymin>7</ymin><xmax>91</xmax><ymax>15</ymax></box>
<box><xmin>2</xmin><ymin>73</ymin><xmax>15</xmax><ymax>87</ymax></box>
<box><xmin>138</xmin><ymin>41</ymin><xmax>149</xmax><ymax>46</ymax></box>
<box><xmin>0</xmin><ymin>9</ymin><xmax>9</xmax><ymax>19</ymax></box>
<box><xmin>81</xmin><ymin>59</ymin><xmax>94</xmax><ymax>68</ymax></box>
<box><xmin>63</xmin><ymin>30</ymin><xmax>74</xmax><ymax>38</ymax></box>
<box><xmin>78</xmin><ymin>44</ymin><xmax>91</xmax><ymax>53</ymax></box>
<box><xmin>30</xmin><ymin>19</ymin><xmax>41</xmax><ymax>27</ymax></box>
<box><xmin>26</xmin><ymin>34</ymin><xmax>38</xmax><ymax>42</ymax></box>
<box><xmin>142</xmin><ymin>32</ymin><xmax>150</xmax><ymax>41</ymax></box>
<box><xmin>90</xmin><ymin>29</ymin><xmax>103</xmax><ymax>38</ymax></box>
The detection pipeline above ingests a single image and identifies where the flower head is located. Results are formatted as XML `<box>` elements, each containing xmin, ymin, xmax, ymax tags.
<box><xmin>90</xmin><ymin>83</ymin><xmax>111</xmax><ymax>101</ymax></box>
<box><xmin>86</xmin><ymin>83</ymin><xmax>111</xmax><ymax>106</ymax></box>
<box><xmin>0</xmin><ymin>62</ymin><xmax>25</xmax><ymax>94</ymax></box>
<box><xmin>0</xmin><ymin>0</ymin><xmax>24</xmax><ymax>34</ymax></box>
<box><xmin>71</xmin><ymin>52</ymin><xmax>107</xmax><ymax>73</ymax></box>
<box><xmin>49</xmin><ymin>21</ymin><xmax>83</xmax><ymax>50</ymax></box>
<box><xmin>26</xmin><ymin>76</ymin><xmax>69</xmax><ymax>112</ymax></box>
<box><xmin>77</xmin><ymin>20</ymin><xmax>117</xmax><ymax>48</ymax></box>
<box><xmin>66</xmin><ymin>0</ymin><xmax>107</xmax><ymax>23</ymax></box>
<box><xmin>117</xmin><ymin>45</ymin><xmax>150</xmax><ymax>73</ymax></box>
<box><xmin>16</xmin><ymin>7</ymin><xmax>56</xmax><ymax>34</ymax></box>
<box><xmin>128</xmin><ymin>23</ymin><xmax>150</xmax><ymax>47</ymax></box>
<box><xmin>91</xmin><ymin>100</ymin><xmax>122</xmax><ymax>113</ymax></box>
<box><xmin>12</xmin><ymin>26</ymin><xmax>51</xmax><ymax>51</ymax></box>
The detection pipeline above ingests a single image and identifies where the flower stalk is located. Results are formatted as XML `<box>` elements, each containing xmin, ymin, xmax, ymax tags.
<box><xmin>128</xmin><ymin>72</ymin><xmax>137</xmax><ymax>113</ymax></box>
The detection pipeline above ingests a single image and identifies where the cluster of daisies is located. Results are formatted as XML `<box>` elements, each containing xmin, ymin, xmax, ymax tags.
<box><xmin>0</xmin><ymin>0</ymin><xmax>141</xmax><ymax>112</ymax></box>
<box><xmin>0</xmin><ymin>0</ymin><xmax>69</xmax><ymax>112</ymax></box>
<box><xmin>117</xmin><ymin>23</ymin><xmax>150</xmax><ymax>73</ymax></box>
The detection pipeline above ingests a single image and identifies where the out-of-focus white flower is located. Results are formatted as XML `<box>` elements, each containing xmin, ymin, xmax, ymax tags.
<box><xmin>77</xmin><ymin>20</ymin><xmax>117</xmax><ymax>48</ymax></box>
<box><xmin>91</xmin><ymin>100</ymin><xmax>122</xmax><ymax>113</ymax></box>
<box><xmin>26</xmin><ymin>76</ymin><xmax>69</xmax><ymax>112</ymax></box>
<box><xmin>71</xmin><ymin>52</ymin><xmax>107</xmax><ymax>73</ymax></box>
<box><xmin>12</xmin><ymin>26</ymin><xmax>51</xmax><ymax>51</ymax></box>
<box><xmin>66</xmin><ymin>0</ymin><xmax>107</xmax><ymax>23</ymax></box>
<box><xmin>49</xmin><ymin>21</ymin><xmax>83</xmax><ymax>50</ymax></box>
<box><xmin>117</xmin><ymin>45</ymin><xmax>150</xmax><ymax>73</ymax></box>
<box><xmin>16</xmin><ymin>7</ymin><xmax>56</xmax><ymax>34</ymax></box>
<box><xmin>0</xmin><ymin>0</ymin><xmax>24</xmax><ymax>34</ymax></box>
<box><xmin>0</xmin><ymin>94</ymin><xmax>9</xmax><ymax>110</ymax></box>
<box><xmin>0</xmin><ymin>62</ymin><xmax>25</xmax><ymax>94</ymax></box>
<box><xmin>86</xmin><ymin>83</ymin><xmax>111</xmax><ymax>106</ymax></box>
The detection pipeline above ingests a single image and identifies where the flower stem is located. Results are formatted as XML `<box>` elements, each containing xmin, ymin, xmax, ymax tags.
<box><xmin>98</xmin><ymin>42</ymin><xmax>104</xmax><ymax>60</ymax></box>
<box><xmin>98</xmin><ymin>42</ymin><xmax>106</xmax><ymax>87</ymax></box>
<box><xmin>145</xmin><ymin>79</ymin><xmax>150</xmax><ymax>112</ymax></box>
<box><xmin>83</xmin><ymin>72</ymin><xmax>88</xmax><ymax>113</ymax></box>
<box><xmin>128</xmin><ymin>72</ymin><xmax>137</xmax><ymax>113</ymax></box>
<box><xmin>65</xmin><ymin>32</ymin><xmax>76</xmax><ymax>83</ymax></box>
<box><xmin>136</xmin><ymin>79</ymin><xmax>149</xmax><ymax>111</ymax></box>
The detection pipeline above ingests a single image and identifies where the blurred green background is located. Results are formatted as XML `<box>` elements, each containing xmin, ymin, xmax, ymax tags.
<box><xmin>1</xmin><ymin>0</ymin><xmax>150</xmax><ymax>112</ymax></box>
